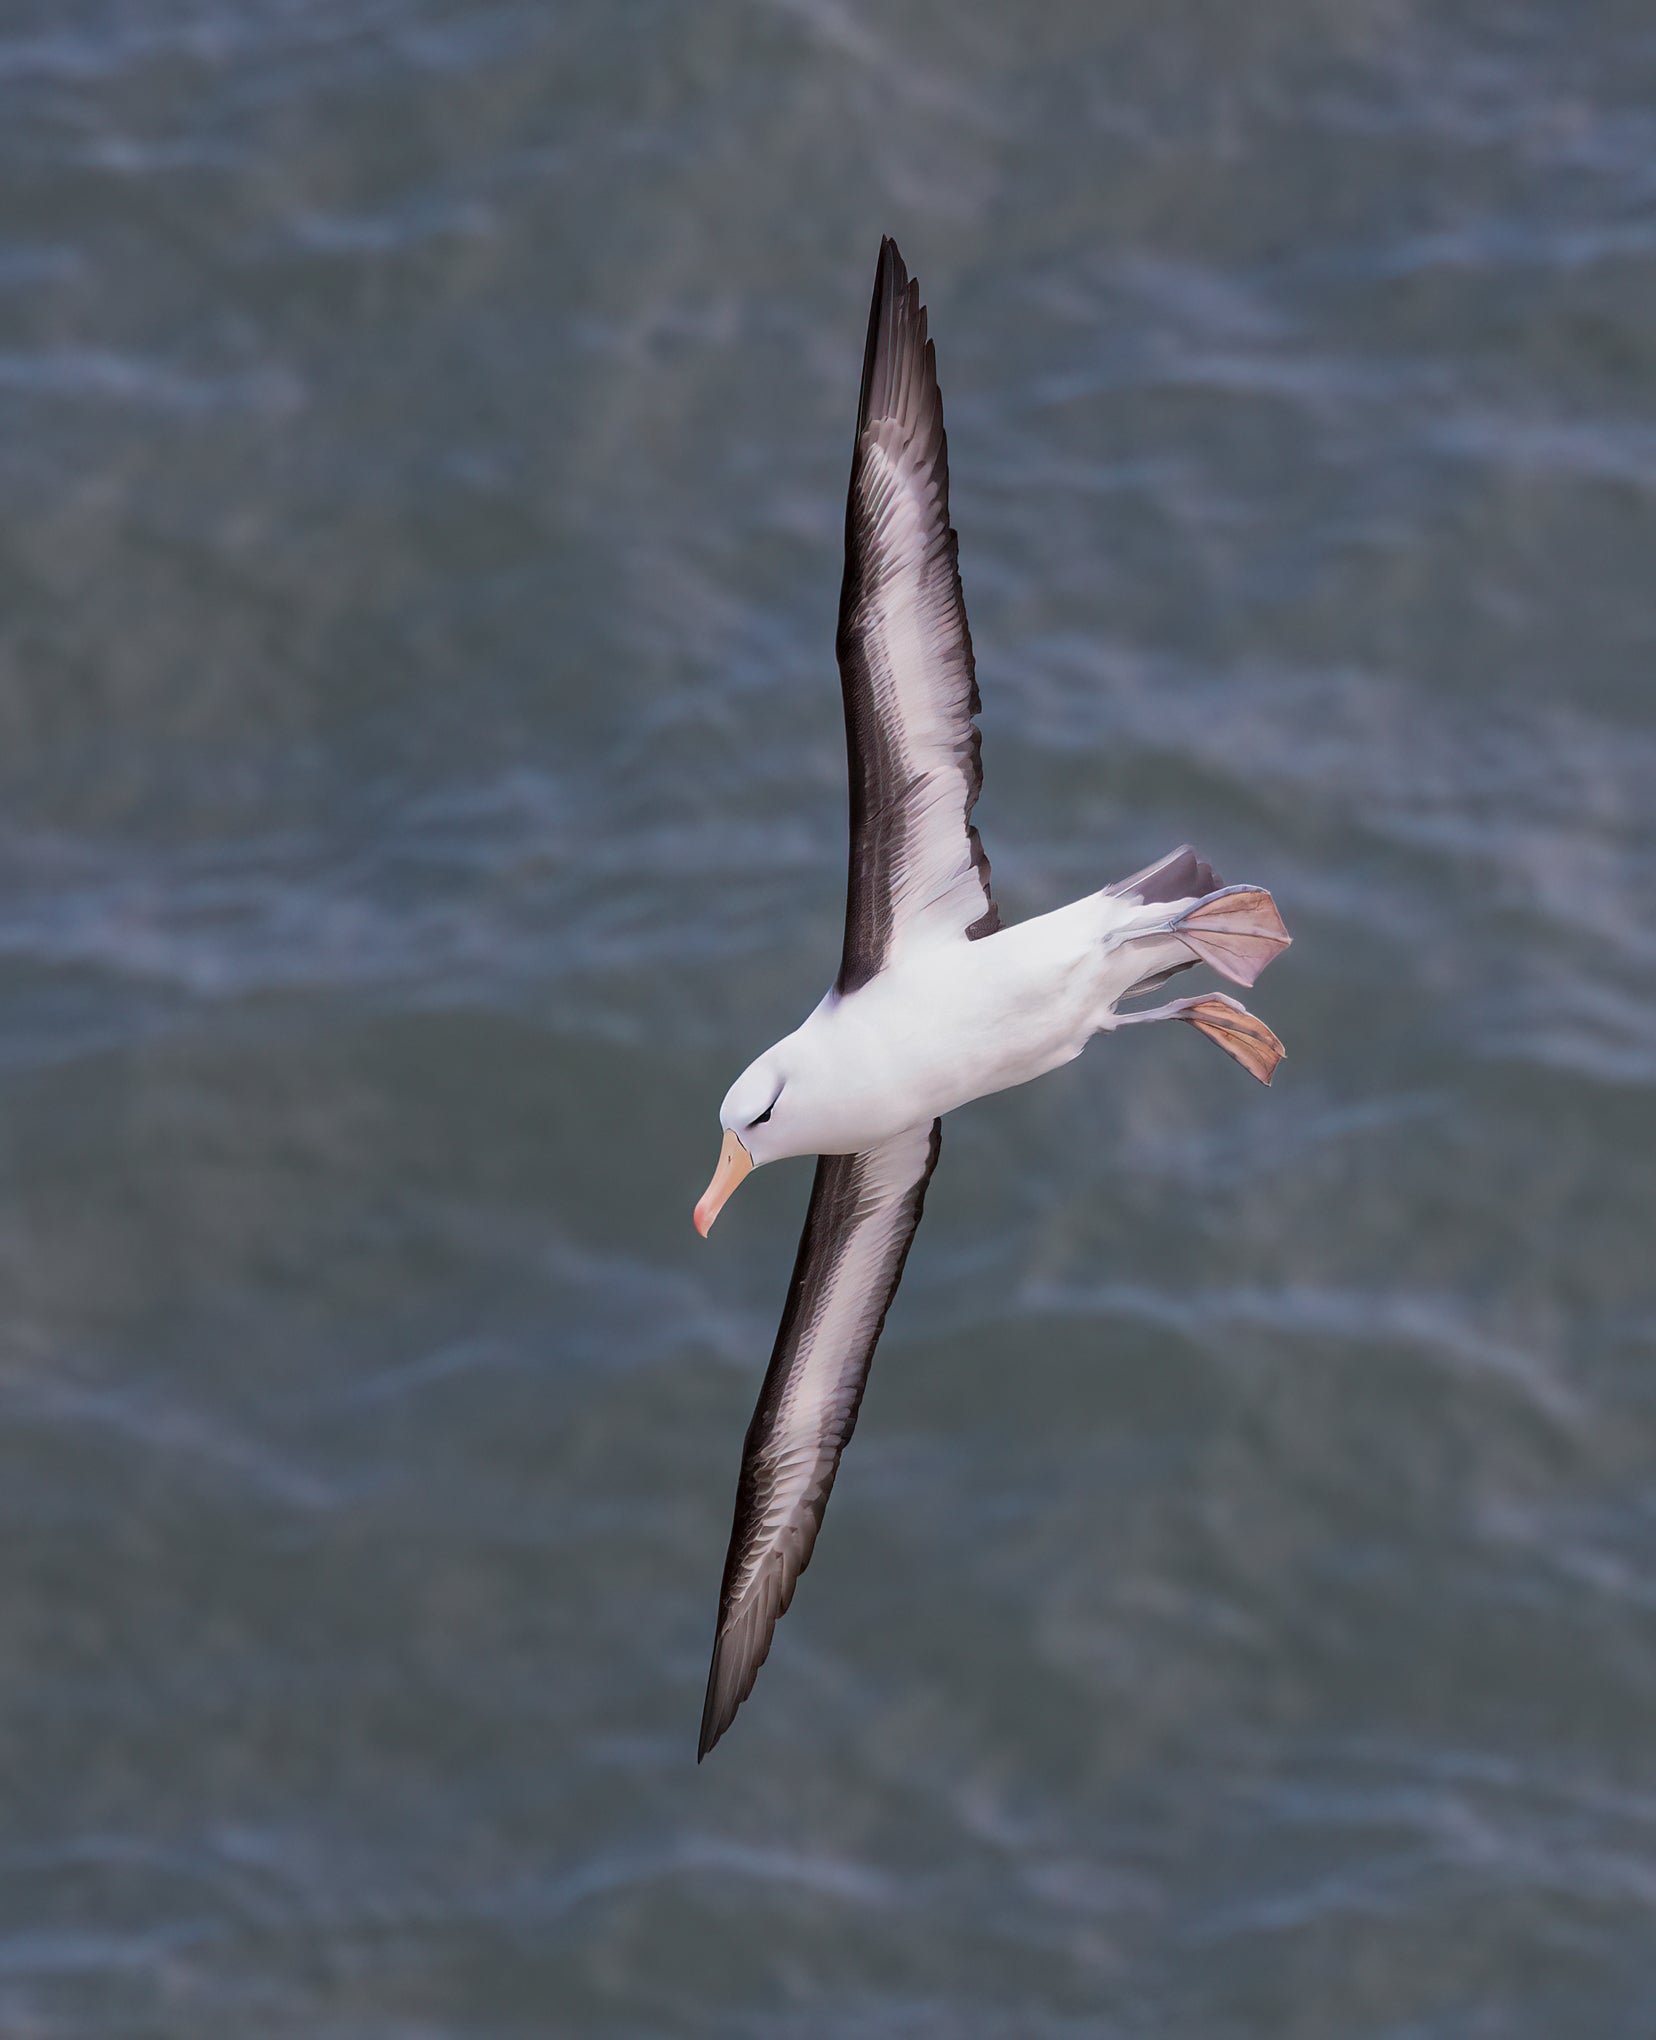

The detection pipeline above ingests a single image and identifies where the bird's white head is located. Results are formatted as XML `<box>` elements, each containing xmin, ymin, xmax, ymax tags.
<box><xmin>693</xmin><ymin>1050</ymin><xmax>794</xmax><ymax>1237</ymax></box>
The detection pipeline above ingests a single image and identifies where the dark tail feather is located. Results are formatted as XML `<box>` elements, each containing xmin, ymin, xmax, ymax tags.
<box><xmin>1107</xmin><ymin>843</ymin><xmax>1222</xmax><ymax>906</ymax></box>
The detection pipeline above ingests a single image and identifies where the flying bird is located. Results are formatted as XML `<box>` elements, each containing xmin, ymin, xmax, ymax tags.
<box><xmin>692</xmin><ymin>238</ymin><xmax>1290</xmax><ymax>1759</ymax></box>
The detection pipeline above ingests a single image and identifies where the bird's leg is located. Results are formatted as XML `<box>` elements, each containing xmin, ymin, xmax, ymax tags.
<box><xmin>1114</xmin><ymin>992</ymin><xmax>1285</xmax><ymax>1086</ymax></box>
<box><xmin>1172</xmin><ymin>886</ymin><xmax>1291</xmax><ymax>988</ymax></box>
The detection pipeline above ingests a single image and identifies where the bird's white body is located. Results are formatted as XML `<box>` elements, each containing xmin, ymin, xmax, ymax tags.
<box><xmin>761</xmin><ymin>887</ymin><xmax>1188</xmax><ymax>1157</ymax></box>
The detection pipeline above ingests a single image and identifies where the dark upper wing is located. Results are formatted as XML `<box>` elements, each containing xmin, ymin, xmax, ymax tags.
<box><xmin>835</xmin><ymin>237</ymin><xmax>996</xmax><ymax>996</ymax></box>
<box><xmin>698</xmin><ymin>1118</ymin><xmax>942</xmax><ymax>1759</ymax></box>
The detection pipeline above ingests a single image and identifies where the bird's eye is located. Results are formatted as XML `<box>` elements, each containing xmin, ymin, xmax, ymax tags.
<box><xmin>751</xmin><ymin>1105</ymin><xmax>773</xmax><ymax>1126</ymax></box>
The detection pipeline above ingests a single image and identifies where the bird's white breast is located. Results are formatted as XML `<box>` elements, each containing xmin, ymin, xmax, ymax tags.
<box><xmin>776</xmin><ymin>897</ymin><xmax>1123</xmax><ymax>1155</ymax></box>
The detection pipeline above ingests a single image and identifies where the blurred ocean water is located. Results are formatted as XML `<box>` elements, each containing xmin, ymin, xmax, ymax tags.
<box><xmin>0</xmin><ymin>1</ymin><xmax>1653</xmax><ymax>2033</ymax></box>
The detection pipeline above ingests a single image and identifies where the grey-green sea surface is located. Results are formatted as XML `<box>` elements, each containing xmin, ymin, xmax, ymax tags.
<box><xmin>0</xmin><ymin>2</ymin><xmax>1652</xmax><ymax>2034</ymax></box>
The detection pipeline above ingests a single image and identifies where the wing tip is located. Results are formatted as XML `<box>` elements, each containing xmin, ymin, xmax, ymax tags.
<box><xmin>696</xmin><ymin>1701</ymin><xmax>722</xmax><ymax>1763</ymax></box>
<box><xmin>697</xmin><ymin>1600</ymin><xmax>773</xmax><ymax>1762</ymax></box>
<box><xmin>697</xmin><ymin>1643</ymin><xmax>735</xmax><ymax>1762</ymax></box>
<box><xmin>858</xmin><ymin>234</ymin><xmax>937</xmax><ymax>442</ymax></box>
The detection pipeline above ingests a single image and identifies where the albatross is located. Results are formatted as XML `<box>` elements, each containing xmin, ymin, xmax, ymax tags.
<box><xmin>692</xmin><ymin>237</ymin><xmax>1290</xmax><ymax>1759</ymax></box>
